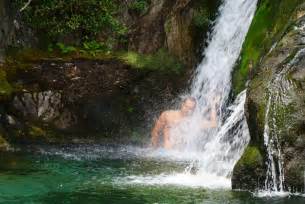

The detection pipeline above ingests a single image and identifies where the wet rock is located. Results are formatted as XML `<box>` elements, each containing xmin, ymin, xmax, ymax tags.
<box><xmin>1</xmin><ymin>58</ymin><xmax>186</xmax><ymax>144</ymax></box>
<box><xmin>0</xmin><ymin>125</ymin><xmax>9</xmax><ymax>151</ymax></box>
<box><xmin>233</xmin><ymin>4</ymin><xmax>305</xmax><ymax>192</ymax></box>
<box><xmin>13</xmin><ymin>91</ymin><xmax>63</xmax><ymax>122</ymax></box>
<box><xmin>0</xmin><ymin>135</ymin><xmax>9</xmax><ymax>151</ymax></box>
<box><xmin>232</xmin><ymin>146</ymin><xmax>265</xmax><ymax>191</ymax></box>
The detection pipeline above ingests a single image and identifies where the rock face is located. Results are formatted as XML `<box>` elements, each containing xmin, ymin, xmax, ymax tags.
<box><xmin>129</xmin><ymin>0</ymin><xmax>220</xmax><ymax>67</ymax></box>
<box><xmin>0</xmin><ymin>0</ymin><xmax>15</xmax><ymax>61</ymax></box>
<box><xmin>1</xmin><ymin>0</ymin><xmax>219</xmax><ymax>67</ymax></box>
<box><xmin>233</xmin><ymin>3</ymin><xmax>305</xmax><ymax>192</ymax></box>
<box><xmin>0</xmin><ymin>0</ymin><xmax>34</xmax><ymax>61</ymax></box>
<box><xmin>0</xmin><ymin>0</ymin><xmax>221</xmax><ymax>146</ymax></box>
<box><xmin>165</xmin><ymin>0</ymin><xmax>195</xmax><ymax>66</ymax></box>
<box><xmin>1</xmin><ymin>59</ymin><xmax>185</xmax><ymax>144</ymax></box>
<box><xmin>0</xmin><ymin>133</ymin><xmax>9</xmax><ymax>151</ymax></box>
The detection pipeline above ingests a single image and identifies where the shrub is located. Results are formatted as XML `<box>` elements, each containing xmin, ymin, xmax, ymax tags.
<box><xmin>13</xmin><ymin>0</ymin><xmax>127</xmax><ymax>41</ymax></box>
<box><xmin>55</xmin><ymin>43</ymin><xmax>77</xmax><ymax>54</ymax></box>
<box><xmin>128</xmin><ymin>0</ymin><xmax>149</xmax><ymax>15</ymax></box>
<box><xmin>81</xmin><ymin>41</ymin><xmax>109</xmax><ymax>56</ymax></box>
<box><xmin>192</xmin><ymin>7</ymin><xmax>211</xmax><ymax>29</ymax></box>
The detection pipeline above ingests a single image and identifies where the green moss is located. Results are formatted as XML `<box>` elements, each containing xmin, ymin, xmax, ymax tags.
<box><xmin>118</xmin><ymin>49</ymin><xmax>184</xmax><ymax>74</ymax></box>
<box><xmin>237</xmin><ymin>146</ymin><xmax>263</xmax><ymax>167</ymax></box>
<box><xmin>0</xmin><ymin>139</ymin><xmax>9</xmax><ymax>150</ymax></box>
<box><xmin>6</xmin><ymin>47</ymin><xmax>183</xmax><ymax>76</ymax></box>
<box><xmin>0</xmin><ymin>132</ymin><xmax>9</xmax><ymax>151</ymax></box>
<box><xmin>0</xmin><ymin>69</ymin><xmax>13</xmax><ymax>98</ymax></box>
<box><xmin>128</xmin><ymin>0</ymin><xmax>149</xmax><ymax>15</ymax></box>
<box><xmin>232</xmin><ymin>0</ymin><xmax>303</xmax><ymax>95</ymax></box>
<box><xmin>165</xmin><ymin>20</ymin><xmax>172</xmax><ymax>34</ymax></box>
<box><xmin>232</xmin><ymin>145</ymin><xmax>265</xmax><ymax>190</ymax></box>
<box><xmin>192</xmin><ymin>7</ymin><xmax>210</xmax><ymax>29</ymax></box>
<box><xmin>28</xmin><ymin>126</ymin><xmax>47</xmax><ymax>138</ymax></box>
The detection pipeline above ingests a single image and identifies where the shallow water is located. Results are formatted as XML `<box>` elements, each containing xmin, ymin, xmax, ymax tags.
<box><xmin>0</xmin><ymin>145</ymin><xmax>304</xmax><ymax>204</ymax></box>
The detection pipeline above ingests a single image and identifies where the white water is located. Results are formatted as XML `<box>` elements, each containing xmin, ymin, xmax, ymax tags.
<box><xmin>126</xmin><ymin>90</ymin><xmax>250</xmax><ymax>189</ymax></box>
<box><xmin>172</xmin><ymin>0</ymin><xmax>258</xmax><ymax>181</ymax></box>
<box><xmin>257</xmin><ymin>48</ymin><xmax>305</xmax><ymax>196</ymax></box>
<box><xmin>123</xmin><ymin>0</ymin><xmax>258</xmax><ymax>188</ymax></box>
<box><xmin>262</xmin><ymin>95</ymin><xmax>285</xmax><ymax>194</ymax></box>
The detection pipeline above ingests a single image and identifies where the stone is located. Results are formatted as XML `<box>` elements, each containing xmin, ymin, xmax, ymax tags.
<box><xmin>233</xmin><ymin>3</ymin><xmax>305</xmax><ymax>191</ymax></box>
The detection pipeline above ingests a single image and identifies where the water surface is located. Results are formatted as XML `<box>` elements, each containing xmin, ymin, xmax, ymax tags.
<box><xmin>0</xmin><ymin>145</ymin><xmax>304</xmax><ymax>204</ymax></box>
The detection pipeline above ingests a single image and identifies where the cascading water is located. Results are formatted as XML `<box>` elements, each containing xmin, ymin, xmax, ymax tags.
<box><xmin>172</xmin><ymin>0</ymin><xmax>258</xmax><ymax>179</ymax></box>
<box><xmin>122</xmin><ymin>0</ymin><xmax>258</xmax><ymax>188</ymax></box>
<box><xmin>258</xmin><ymin>48</ymin><xmax>305</xmax><ymax>196</ymax></box>
<box><xmin>262</xmin><ymin>95</ymin><xmax>286</xmax><ymax>195</ymax></box>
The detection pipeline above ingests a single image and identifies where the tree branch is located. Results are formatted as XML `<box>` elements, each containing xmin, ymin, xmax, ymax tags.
<box><xmin>20</xmin><ymin>0</ymin><xmax>33</xmax><ymax>12</ymax></box>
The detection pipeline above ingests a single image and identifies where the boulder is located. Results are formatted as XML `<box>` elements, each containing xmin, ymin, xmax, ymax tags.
<box><xmin>233</xmin><ymin>3</ymin><xmax>305</xmax><ymax>192</ymax></box>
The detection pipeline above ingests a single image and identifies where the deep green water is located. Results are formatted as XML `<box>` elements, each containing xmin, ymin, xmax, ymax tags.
<box><xmin>0</xmin><ymin>145</ymin><xmax>304</xmax><ymax>204</ymax></box>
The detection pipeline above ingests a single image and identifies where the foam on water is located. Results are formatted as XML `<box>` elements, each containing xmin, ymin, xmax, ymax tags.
<box><xmin>255</xmin><ymin>190</ymin><xmax>290</xmax><ymax>198</ymax></box>
<box><xmin>117</xmin><ymin>172</ymin><xmax>231</xmax><ymax>189</ymax></box>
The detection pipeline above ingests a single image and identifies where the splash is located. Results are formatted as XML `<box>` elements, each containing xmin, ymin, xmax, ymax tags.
<box><xmin>124</xmin><ymin>0</ymin><xmax>258</xmax><ymax>188</ymax></box>
<box><xmin>257</xmin><ymin>48</ymin><xmax>305</xmax><ymax>196</ymax></box>
<box><xmin>171</xmin><ymin>0</ymin><xmax>258</xmax><ymax>180</ymax></box>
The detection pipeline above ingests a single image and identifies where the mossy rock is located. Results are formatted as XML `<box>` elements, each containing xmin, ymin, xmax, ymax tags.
<box><xmin>0</xmin><ymin>69</ymin><xmax>13</xmax><ymax>99</ymax></box>
<box><xmin>28</xmin><ymin>125</ymin><xmax>47</xmax><ymax>139</ymax></box>
<box><xmin>285</xmin><ymin>159</ymin><xmax>305</xmax><ymax>192</ymax></box>
<box><xmin>118</xmin><ymin>49</ymin><xmax>183</xmax><ymax>74</ymax></box>
<box><xmin>237</xmin><ymin>146</ymin><xmax>263</xmax><ymax>167</ymax></box>
<box><xmin>6</xmin><ymin>47</ymin><xmax>184</xmax><ymax>75</ymax></box>
<box><xmin>232</xmin><ymin>0</ymin><xmax>304</xmax><ymax>95</ymax></box>
<box><xmin>238</xmin><ymin>4</ymin><xmax>305</xmax><ymax>191</ymax></box>
<box><xmin>0</xmin><ymin>133</ymin><xmax>9</xmax><ymax>151</ymax></box>
<box><xmin>232</xmin><ymin>146</ymin><xmax>265</xmax><ymax>190</ymax></box>
<box><xmin>23</xmin><ymin>124</ymin><xmax>64</xmax><ymax>144</ymax></box>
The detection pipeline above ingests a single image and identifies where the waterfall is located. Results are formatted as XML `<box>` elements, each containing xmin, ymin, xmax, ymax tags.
<box><xmin>123</xmin><ymin>0</ymin><xmax>258</xmax><ymax>189</ymax></box>
<box><xmin>259</xmin><ymin>49</ymin><xmax>305</xmax><ymax>196</ymax></box>
<box><xmin>172</xmin><ymin>0</ymin><xmax>258</xmax><ymax>178</ymax></box>
<box><xmin>263</xmin><ymin>95</ymin><xmax>285</xmax><ymax>193</ymax></box>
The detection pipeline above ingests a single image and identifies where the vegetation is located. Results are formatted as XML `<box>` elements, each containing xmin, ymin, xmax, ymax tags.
<box><xmin>4</xmin><ymin>46</ymin><xmax>184</xmax><ymax>75</ymax></box>
<box><xmin>192</xmin><ymin>7</ymin><xmax>211</xmax><ymax>29</ymax></box>
<box><xmin>119</xmin><ymin>49</ymin><xmax>183</xmax><ymax>74</ymax></box>
<box><xmin>13</xmin><ymin>0</ymin><xmax>127</xmax><ymax>42</ymax></box>
<box><xmin>52</xmin><ymin>43</ymin><xmax>77</xmax><ymax>54</ymax></box>
<box><xmin>0</xmin><ymin>133</ymin><xmax>9</xmax><ymax>150</ymax></box>
<box><xmin>232</xmin><ymin>0</ymin><xmax>303</xmax><ymax>95</ymax></box>
<box><xmin>236</xmin><ymin>146</ymin><xmax>263</xmax><ymax>168</ymax></box>
<box><xmin>232</xmin><ymin>145</ymin><xmax>265</xmax><ymax>190</ymax></box>
<box><xmin>0</xmin><ymin>69</ymin><xmax>13</xmax><ymax>98</ymax></box>
<box><xmin>128</xmin><ymin>0</ymin><xmax>149</xmax><ymax>15</ymax></box>
<box><xmin>28</xmin><ymin>125</ymin><xmax>47</xmax><ymax>139</ymax></box>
